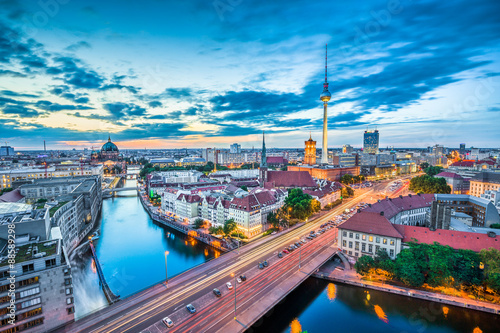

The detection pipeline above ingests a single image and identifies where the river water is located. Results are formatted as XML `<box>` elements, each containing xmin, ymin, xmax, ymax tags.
<box><xmin>71</xmin><ymin>180</ymin><xmax>499</xmax><ymax>332</ymax></box>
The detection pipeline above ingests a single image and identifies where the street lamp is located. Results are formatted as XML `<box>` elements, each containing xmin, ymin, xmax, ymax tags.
<box><xmin>231</xmin><ymin>273</ymin><xmax>237</xmax><ymax>320</ymax></box>
<box><xmin>164</xmin><ymin>251</ymin><xmax>169</xmax><ymax>287</ymax></box>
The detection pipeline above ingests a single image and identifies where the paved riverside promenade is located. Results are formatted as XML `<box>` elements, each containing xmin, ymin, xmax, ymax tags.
<box><xmin>313</xmin><ymin>259</ymin><xmax>500</xmax><ymax>315</ymax></box>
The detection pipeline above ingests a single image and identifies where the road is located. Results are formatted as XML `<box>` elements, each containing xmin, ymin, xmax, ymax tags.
<box><xmin>53</xmin><ymin>178</ymin><xmax>407</xmax><ymax>333</ymax></box>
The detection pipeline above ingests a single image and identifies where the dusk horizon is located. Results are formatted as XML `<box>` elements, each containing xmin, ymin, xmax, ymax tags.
<box><xmin>1</xmin><ymin>0</ymin><xmax>499</xmax><ymax>150</ymax></box>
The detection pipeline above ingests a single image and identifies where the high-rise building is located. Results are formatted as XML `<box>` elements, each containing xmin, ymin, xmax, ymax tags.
<box><xmin>320</xmin><ymin>45</ymin><xmax>331</xmax><ymax>165</ymax></box>
<box><xmin>459</xmin><ymin>143</ymin><xmax>466</xmax><ymax>154</ymax></box>
<box><xmin>363</xmin><ymin>130</ymin><xmax>379</xmax><ymax>154</ymax></box>
<box><xmin>230</xmin><ymin>143</ymin><xmax>241</xmax><ymax>154</ymax></box>
<box><xmin>304</xmin><ymin>134</ymin><xmax>317</xmax><ymax>165</ymax></box>
<box><xmin>0</xmin><ymin>146</ymin><xmax>14</xmax><ymax>156</ymax></box>
<box><xmin>432</xmin><ymin>144</ymin><xmax>445</xmax><ymax>156</ymax></box>
<box><xmin>342</xmin><ymin>144</ymin><xmax>353</xmax><ymax>154</ymax></box>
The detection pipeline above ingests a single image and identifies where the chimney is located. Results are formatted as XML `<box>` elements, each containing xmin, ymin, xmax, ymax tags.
<box><xmin>380</xmin><ymin>211</ymin><xmax>384</xmax><ymax>216</ymax></box>
<box><xmin>399</xmin><ymin>195</ymin><xmax>403</xmax><ymax>199</ymax></box>
<box><xmin>408</xmin><ymin>193</ymin><xmax>412</xmax><ymax>197</ymax></box>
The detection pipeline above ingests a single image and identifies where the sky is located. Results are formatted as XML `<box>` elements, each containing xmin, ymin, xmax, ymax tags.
<box><xmin>0</xmin><ymin>0</ymin><xmax>499</xmax><ymax>150</ymax></box>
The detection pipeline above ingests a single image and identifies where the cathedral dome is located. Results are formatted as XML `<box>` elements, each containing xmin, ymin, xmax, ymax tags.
<box><xmin>101</xmin><ymin>136</ymin><xmax>119</xmax><ymax>152</ymax></box>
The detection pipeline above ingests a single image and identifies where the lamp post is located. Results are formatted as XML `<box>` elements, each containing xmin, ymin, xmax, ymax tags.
<box><xmin>164</xmin><ymin>251</ymin><xmax>169</xmax><ymax>287</ymax></box>
<box><xmin>231</xmin><ymin>273</ymin><xmax>237</xmax><ymax>320</ymax></box>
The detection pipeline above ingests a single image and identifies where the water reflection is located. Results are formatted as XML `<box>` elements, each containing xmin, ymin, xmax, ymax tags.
<box><xmin>249</xmin><ymin>278</ymin><xmax>500</xmax><ymax>333</ymax></box>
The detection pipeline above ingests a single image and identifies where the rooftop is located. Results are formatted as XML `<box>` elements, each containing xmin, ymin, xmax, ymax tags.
<box><xmin>339</xmin><ymin>212</ymin><xmax>404</xmax><ymax>239</ymax></box>
<box><xmin>0</xmin><ymin>202</ymin><xmax>32</xmax><ymax>216</ymax></box>
<box><xmin>0</xmin><ymin>239</ymin><xmax>59</xmax><ymax>268</ymax></box>
<box><xmin>471</xmin><ymin>172</ymin><xmax>500</xmax><ymax>184</ymax></box>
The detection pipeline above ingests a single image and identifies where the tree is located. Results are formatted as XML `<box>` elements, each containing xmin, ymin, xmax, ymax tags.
<box><xmin>194</xmin><ymin>218</ymin><xmax>204</xmax><ymax>229</ymax></box>
<box><xmin>340</xmin><ymin>174</ymin><xmax>354</xmax><ymax>185</ymax></box>
<box><xmin>240</xmin><ymin>185</ymin><xmax>248</xmax><ymax>191</ymax></box>
<box><xmin>374</xmin><ymin>249</ymin><xmax>395</xmax><ymax>274</ymax></box>
<box><xmin>451</xmin><ymin>249</ymin><xmax>482</xmax><ymax>287</ymax></box>
<box><xmin>341</xmin><ymin>186</ymin><xmax>354</xmax><ymax>198</ymax></box>
<box><xmin>209</xmin><ymin>226</ymin><xmax>224</xmax><ymax>235</ymax></box>
<box><xmin>310</xmin><ymin>199</ymin><xmax>321</xmax><ymax>214</ymax></box>
<box><xmin>480</xmin><ymin>248</ymin><xmax>500</xmax><ymax>292</ymax></box>
<box><xmin>409</xmin><ymin>175</ymin><xmax>451</xmax><ymax>194</ymax></box>
<box><xmin>424</xmin><ymin>166</ymin><xmax>443</xmax><ymax>177</ymax></box>
<box><xmin>354</xmin><ymin>255</ymin><xmax>375</xmax><ymax>275</ymax></box>
<box><xmin>223</xmin><ymin>218</ymin><xmax>237</xmax><ymax>237</ymax></box>
<box><xmin>394</xmin><ymin>248</ymin><xmax>427</xmax><ymax>287</ymax></box>
<box><xmin>284</xmin><ymin>188</ymin><xmax>315</xmax><ymax>220</ymax></box>
<box><xmin>267</xmin><ymin>212</ymin><xmax>280</xmax><ymax>229</ymax></box>
<box><xmin>420</xmin><ymin>162</ymin><xmax>430</xmax><ymax>170</ymax></box>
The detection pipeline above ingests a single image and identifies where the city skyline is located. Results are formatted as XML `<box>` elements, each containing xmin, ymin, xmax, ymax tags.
<box><xmin>1</xmin><ymin>0</ymin><xmax>500</xmax><ymax>150</ymax></box>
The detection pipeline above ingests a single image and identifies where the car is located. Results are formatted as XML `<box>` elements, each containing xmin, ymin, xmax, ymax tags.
<box><xmin>306</xmin><ymin>236</ymin><xmax>312</xmax><ymax>240</ymax></box>
<box><xmin>226</xmin><ymin>282</ymin><xmax>233</xmax><ymax>290</ymax></box>
<box><xmin>162</xmin><ymin>317</ymin><xmax>174</xmax><ymax>328</ymax></box>
<box><xmin>240</xmin><ymin>275</ymin><xmax>247</xmax><ymax>281</ymax></box>
<box><xmin>271</xmin><ymin>231</ymin><xmax>277</xmax><ymax>235</ymax></box>
<box><xmin>237</xmin><ymin>277</ymin><xmax>242</xmax><ymax>283</ymax></box>
<box><xmin>283</xmin><ymin>249</ymin><xmax>289</xmax><ymax>254</ymax></box>
<box><xmin>278</xmin><ymin>252</ymin><xmax>283</xmax><ymax>258</ymax></box>
<box><xmin>213</xmin><ymin>288</ymin><xmax>222</xmax><ymax>297</ymax></box>
<box><xmin>263</xmin><ymin>260</ymin><xmax>269</xmax><ymax>267</ymax></box>
<box><xmin>186</xmin><ymin>304</ymin><xmax>196</xmax><ymax>314</ymax></box>
<box><xmin>310</xmin><ymin>231</ymin><xmax>315</xmax><ymax>235</ymax></box>
<box><xmin>259</xmin><ymin>262</ymin><xmax>264</xmax><ymax>269</ymax></box>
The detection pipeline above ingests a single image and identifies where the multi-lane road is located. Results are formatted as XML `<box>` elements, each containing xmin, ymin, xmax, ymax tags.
<box><xmin>54</xmin><ymin>178</ymin><xmax>407</xmax><ymax>333</ymax></box>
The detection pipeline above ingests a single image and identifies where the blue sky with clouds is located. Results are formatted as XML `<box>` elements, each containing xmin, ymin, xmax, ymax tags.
<box><xmin>0</xmin><ymin>0</ymin><xmax>499</xmax><ymax>150</ymax></box>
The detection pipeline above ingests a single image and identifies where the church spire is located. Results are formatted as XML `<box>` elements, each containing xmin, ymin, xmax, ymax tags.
<box><xmin>260</xmin><ymin>131</ymin><xmax>267</xmax><ymax>168</ymax></box>
<box><xmin>108</xmin><ymin>134</ymin><xmax>111</xmax><ymax>142</ymax></box>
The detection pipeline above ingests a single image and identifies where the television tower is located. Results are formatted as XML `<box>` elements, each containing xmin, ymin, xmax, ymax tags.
<box><xmin>320</xmin><ymin>44</ymin><xmax>331</xmax><ymax>165</ymax></box>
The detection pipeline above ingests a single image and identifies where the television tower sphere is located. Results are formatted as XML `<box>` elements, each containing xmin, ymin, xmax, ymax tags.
<box><xmin>320</xmin><ymin>89</ymin><xmax>331</xmax><ymax>102</ymax></box>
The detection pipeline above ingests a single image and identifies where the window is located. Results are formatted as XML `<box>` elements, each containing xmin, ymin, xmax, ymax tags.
<box><xmin>25</xmin><ymin>318</ymin><xmax>44</xmax><ymax>329</ymax></box>
<box><xmin>20</xmin><ymin>287</ymin><xmax>40</xmax><ymax>298</ymax></box>
<box><xmin>362</xmin><ymin>235</ymin><xmax>366</xmax><ymax>241</ymax></box>
<box><xmin>349</xmin><ymin>232</ymin><xmax>353</xmax><ymax>238</ymax></box>
<box><xmin>66</xmin><ymin>297</ymin><xmax>73</xmax><ymax>305</ymax></box>
<box><xmin>65</xmin><ymin>288</ymin><xmax>73</xmax><ymax>295</ymax></box>
<box><xmin>355</xmin><ymin>234</ymin><xmax>360</xmax><ymax>240</ymax></box>
<box><xmin>18</xmin><ymin>277</ymin><xmax>38</xmax><ymax>288</ymax></box>
<box><xmin>390</xmin><ymin>249</ymin><xmax>395</xmax><ymax>257</ymax></box>
<box><xmin>342</xmin><ymin>231</ymin><xmax>347</xmax><ymax>237</ymax></box>
<box><xmin>67</xmin><ymin>306</ymin><xmax>75</xmax><ymax>314</ymax></box>
<box><xmin>64</xmin><ymin>278</ymin><xmax>72</xmax><ymax>286</ymax></box>
<box><xmin>369</xmin><ymin>244</ymin><xmax>373</xmax><ymax>253</ymax></box>
<box><xmin>342</xmin><ymin>240</ymin><xmax>346</xmax><ymax>247</ymax></box>
<box><xmin>375</xmin><ymin>245</ymin><xmax>380</xmax><ymax>253</ymax></box>
<box><xmin>22</xmin><ymin>264</ymin><xmax>34</xmax><ymax>274</ymax></box>
<box><xmin>349</xmin><ymin>241</ymin><xmax>353</xmax><ymax>248</ymax></box>
<box><xmin>362</xmin><ymin>243</ymin><xmax>366</xmax><ymax>252</ymax></box>
<box><xmin>355</xmin><ymin>242</ymin><xmax>359</xmax><ymax>250</ymax></box>
<box><xmin>45</xmin><ymin>258</ymin><xmax>56</xmax><ymax>269</ymax></box>
<box><xmin>390</xmin><ymin>239</ymin><xmax>395</xmax><ymax>246</ymax></box>
<box><xmin>383</xmin><ymin>238</ymin><xmax>387</xmax><ymax>245</ymax></box>
<box><xmin>376</xmin><ymin>237</ymin><xmax>380</xmax><ymax>243</ymax></box>
<box><xmin>368</xmin><ymin>236</ymin><xmax>373</xmax><ymax>242</ymax></box>
<box><xmin>21</xmin><ymin>297</ymin><xmax>41</xmax><ymax>309</ymax></box>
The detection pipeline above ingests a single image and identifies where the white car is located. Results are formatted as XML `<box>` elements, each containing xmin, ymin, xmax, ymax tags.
<box><xmin>226</xmin><ymin>282</ymin><xmax>233</xmax><ymax>290</ymax></box>
<box><xmin>237</xmin><ymin>277</ymin><xmax>242</xmax><ymax>283</ymax></box>
<box><xmin>162</xmin><ymin>317</ymin><xmax>174</xmax><ymax>328</ymax></box>
<box><xmin>271</xmin><ymin>231</ymin><xmax>277</xmax><ymax>235</ymax></box>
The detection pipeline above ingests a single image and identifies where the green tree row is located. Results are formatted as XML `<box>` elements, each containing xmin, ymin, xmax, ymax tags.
<box><xmin>340</xmin><ymin>174</ymin><xmax>365</xmax><ymax>185</ymax></box>
<box><xmin>355</xmin><ymin>243</ymin><xmax>500</xmax><ymax>293</ymax></box>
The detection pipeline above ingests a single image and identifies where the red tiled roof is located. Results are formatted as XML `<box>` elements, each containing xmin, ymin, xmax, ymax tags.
<box><xmin>0</xmin><ymin>189</ymin><xmax>24</xmax><ymax>203</ymax></box>
<box><xmin>401</xmin><ymin>226</ymin><xmax>500</xmax><ymax>252</ymax></box>
<box><xmin>266</xmin><ymin>171</ymin><xmax>317</xmax><ymax>188</ymax></box>
<box><xmin>436</xmin><ymin>172</ymin><xmax>463</xmax><ymax>179</ymax></box>
<box><xmin>451</xmin><ymin>161</ymin><xmax>475</xmax><ymax>167</ymax></box>
<box><xmin>339</xmin><ymin>212</ymin><xmax>403</xmax><ymax>238</ymax></box>
<box><xmin>266</xmin><ymin>156</ymin><xmax>288</xmax><ymax>165</ymax></box>
<box><xmin>363</xmin><ymin>194</ymin><xmax>434</xmax><ymax>220</ymax></box>
<box><xmin>229</xmin><ymin>190</ymin><xmax>277</xmax><ymax>212</ymax></box>
<box><xmin>176</xmin><ymin>194</ymin><xmax>201</xmax><ymax>203</ymax></box>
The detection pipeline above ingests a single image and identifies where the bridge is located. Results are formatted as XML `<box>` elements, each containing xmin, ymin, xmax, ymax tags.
<box><xmin>51</xmin><ymin>190</ymin><xmax>374</xmax><ymax>333</ymax></box>
<box><xmin>88</xmin><ymin>239</ymin><xmax>120</xmax><ymax>305</ymax></box>
<box><xmin>102</xmin><ymin>187</ymin><xmax>137</xmax><ymax>197</ymax></box>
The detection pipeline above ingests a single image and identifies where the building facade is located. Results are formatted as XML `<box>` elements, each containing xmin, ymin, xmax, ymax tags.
<box><xmin>363</xmin><ymin>130</ymin><xmax>379</xmax><ymax>154</ymax></box>
<box><xmin>304</xmin><ymin>135</ymin><xmax>317</xmax><ymax>166</ymax></box>
<box><xmin>470</xmin><ymin>172</ymin><xmax>500</xmax><ymax>198</ymax></box>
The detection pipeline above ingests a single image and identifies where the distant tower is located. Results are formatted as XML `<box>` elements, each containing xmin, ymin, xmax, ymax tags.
<box><xmin>304</xmin><ymin>133</ymin><xmax>317</xmax><ymax>165</ymax></box>
<box><xmin>44</xmin><ymin>140</ymin><xmax>46</xmax><ymax>152</ymax></box>
<box><xmin>259</xmin><ymin>131</ymin><xmax>268</xmax><ymax>183</ymax></box>
<box><xmin>320</xmin><ymin>44</ymin><xmax>331</xmax><ymax>164</ymax></box>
